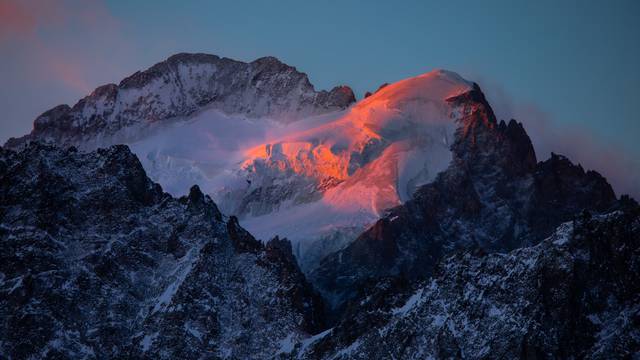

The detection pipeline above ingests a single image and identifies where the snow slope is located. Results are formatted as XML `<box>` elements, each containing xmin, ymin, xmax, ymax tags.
<box><xmin>126</xmin><ymin>69</ymin><xmax>474</xmax><ymax>269</ymax></box>
<box><xmin>222</xmin><ymin>70</ymin><xmax>473</xmax><ymax>265</ymax></box>
<box><xmin>129</xmin><ymin>107</ymin><xmax>349</xmax><ymax>197</ymax></box>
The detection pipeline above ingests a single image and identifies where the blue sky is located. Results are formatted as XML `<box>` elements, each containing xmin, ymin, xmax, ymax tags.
<box><xmin>1</xmin><ymin>0</ymin><xmax>638</xmax><ymax>194</ymax></box>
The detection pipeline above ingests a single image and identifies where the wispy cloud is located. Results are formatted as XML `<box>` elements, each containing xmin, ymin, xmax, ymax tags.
<box><xmin>0</xmin><ymin>0</ymin><xmax>52</xmax><ymax>40</ymax></box>
<box><xmin>0</xmin><ymin>0</ymin><xmax>126</xmax><ymax>93</ymax></box>
<box><xmin>478</xmin><ymin>77</ymin><xmax>640</xmax><ymax>199</ymax></box>
<box><xmin>0</xmin><ymin>0</ymin><xmax>139</xmax><ymax>141</ymax></box>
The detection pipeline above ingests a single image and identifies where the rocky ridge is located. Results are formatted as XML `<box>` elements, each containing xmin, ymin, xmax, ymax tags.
<box><xmin>5</xmin><ymin>53</ymin><xmax>355</xmax><ymax>149</ymax></box>
<box><xmin>293</xmin><ymin>204</ymin><xmax>640</xmax><ymax>359</ymax></box>
<box><xmin>0</xmin><ymin>143</ymin><xmax>323</xmax><ymax>359</ymax></box>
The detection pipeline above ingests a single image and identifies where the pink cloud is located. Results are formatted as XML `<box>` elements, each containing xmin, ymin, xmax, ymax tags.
<box><xmin>0</xmin><ymin>1</ymin><xmax>67</xmax><ymax>41</ymax></box>
<box><xmin>1</xmin><ymin>0</ymin><xmax>128</xmax><ymax>93</ymax></box>
<box><xmin>0</xmin><ymin>1</ymin><xmax>38</xmax><ymax>40</ymax></box>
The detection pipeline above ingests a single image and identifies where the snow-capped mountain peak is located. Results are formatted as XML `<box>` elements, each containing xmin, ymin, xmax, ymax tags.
<box><xmin>5</xmin><ymin>53</ymin><xmax>355</xmax><ymax>150</ymax></box>
<box><xmin>232</xmin><ymin>69</ymin><xmax>479</xmax><ymax>267</ymax></box>
<box><xmin>239</xmin><ymin>68</ymin><xmax>475</xmax><ymax>207</ymax></box>
<box><xmin>5</xmin><ymin>60</ymin><xmax>483</xmax><ymax>271</ymax></box>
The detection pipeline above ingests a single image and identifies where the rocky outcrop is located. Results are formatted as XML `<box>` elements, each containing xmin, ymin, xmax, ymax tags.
<box><xmin>5</xmin><ymin>53</ymin><xmax>355</xmax><ymax>149</ymax></box>
<box><xmin>294</xmin><ymin>205</ymin><xmax>640</xmax><ymax>359</ymax></box>
<box><xmin>0</xmin><ymin>143</ymin><xmax>323</xmax><ymax>359</ymax></box>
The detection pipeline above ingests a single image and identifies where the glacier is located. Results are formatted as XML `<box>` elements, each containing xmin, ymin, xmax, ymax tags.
<box><xmin>124</xmin><ymin>69</ymin><xmax>475</xmax><ymax>270</ymax></box>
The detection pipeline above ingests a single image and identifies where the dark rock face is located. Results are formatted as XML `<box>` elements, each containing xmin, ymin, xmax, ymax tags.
<box><xmin>296</xmin><ymin>206</ymin><xmax>640</xmax><ymax>359</ymax></box>
<box><xmin>310</xmin><ymin>84</ymin><xmax>618</xmax><ymax>311</ymax></box>
<box><xmin>527</xmin><ymin>153</ymin><xmax>617</xmax><ymax>237</ymax></box>
<box><xmin>5</xmin><ymin>53</ymin><xmax>355</xmax><ymax>149</ymax></box>
<box><xmin>0</xmin><ymin>143</ymin><xmax>323</xmax><ymax>359</ymax></box>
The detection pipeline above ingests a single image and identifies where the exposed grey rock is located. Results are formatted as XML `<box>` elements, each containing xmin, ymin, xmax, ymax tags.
<box><xmin>0</xmin><ymin>143</ymin><xmax>323</xmax><ymax>359</ymax></box>
<box><xmin>295</xmin><ymin>206</ymin><xmax>640</xmax><ymax>359</ymax></box>
<box><xmin>5</xmin><ymin>53</ymin><xmax>355</xmax><ymax>150</ymax></box>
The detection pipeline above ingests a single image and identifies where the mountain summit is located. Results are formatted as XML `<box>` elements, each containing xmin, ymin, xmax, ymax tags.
<box><xmin>5</xmin><ymin>53</ymin><xmax>355</xmax><ymax>149</ymax></box>
<box><xmin>232</xmin><ymin>69</ymin><xmax>480</xmax><ymax>267</ymax></box>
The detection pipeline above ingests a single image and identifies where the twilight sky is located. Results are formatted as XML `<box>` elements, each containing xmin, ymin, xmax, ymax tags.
<box><xmin>1</xmin><ymin>0</ymin><xmax>638</xmax><ymax>195</ymax></box>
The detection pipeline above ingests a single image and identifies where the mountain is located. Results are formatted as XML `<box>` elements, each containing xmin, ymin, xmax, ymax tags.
<box><xmin>310</xmin><ymin>83</ymin><xmax>619</xmax><ymax>310</ymax></box>
<box><xmin>292</xmin><ymin>204</ymin><xmax>640</xmax><ymax>359</ymax></box>
<box><xmin>0</xmin><ymin>143</ymin><xmax>323</xmax><ymax>359</ymax></box>
<box><xmin>2</xmin><ymin>52</ymin><xmax>638</xmax><ymax>358</ymax></box>
<box><xmin>232</xmin><ymin>70</ymin><xmax>477</xmax><ymax>268</ymax></box>
<box><xmin>4</xmin><ymin>55</ymin><xmax>490</xmax><ymax>271</ymax></box>
<box><xmin>236</xmin><ymin>69</ymin><xmax>472</xmax><ymax>215</ymax></box>
<box><xmin>1</xmin><ymin>54</ymin><xmax>626</xmax><ymax>275</ymax></box>
<box><xmin>5</xmin><ymin>53</ymin><xmax>355</xmax><ymax>150</ymax></box>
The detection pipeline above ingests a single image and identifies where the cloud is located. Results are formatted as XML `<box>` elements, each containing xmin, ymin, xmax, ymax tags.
<box><xmin>0</xmin><ymin>0</ymin><xmax>44</xmax><ymax>41</ymax></box>
<box><xmin>0</xmin><ymin>0</ymin><xmax>139</xmax><ymax>142</ymax></box>
<box><xmin>477</xmin><ymin>77</ymin><xmax>640</xmax><ymax>199</ymax></box>
<box><xmin>0</xmin><ymin>0</ymin><xmax>127</xmax><ymax>93</ymax></box>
